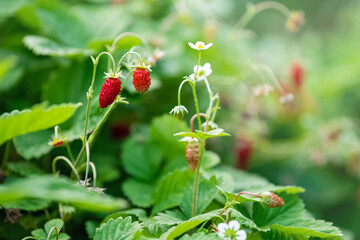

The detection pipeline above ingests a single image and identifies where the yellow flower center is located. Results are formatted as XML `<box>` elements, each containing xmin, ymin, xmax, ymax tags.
<box><xmin>196</xmin><ymin>42</ymin><xmax>204</xmax><ymax>48</ymax></box>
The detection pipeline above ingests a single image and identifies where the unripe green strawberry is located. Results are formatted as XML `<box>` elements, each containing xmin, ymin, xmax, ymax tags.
<box><xmin>261</xmin><ymin>192</ymin><xmax>285</xmax><ymax>208</ymax></box>
<box><xmin>186</xmin><ymin>141</ymin><xmax>200</xmax><ymax>171</ymax></box>
<box><xmin>169</xmin><ymin>105</ymin><xmax>188</xmax><ymax>120</ymax></box>
<box><xmin>99</xmin><ymin>78</ymin><xmax>121</xmax><ymax>108</ymax></box>
<box><xmin>133</xmin><ymin>68</ymin><xmax>151</xmax><ymax>93</ymax></box>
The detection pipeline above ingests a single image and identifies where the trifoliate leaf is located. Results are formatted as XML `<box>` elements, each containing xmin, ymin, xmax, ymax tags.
<box><xmin>94</xmin><ymin>217</ymin><xmax>142</xmax><ymax>240</ymax></box>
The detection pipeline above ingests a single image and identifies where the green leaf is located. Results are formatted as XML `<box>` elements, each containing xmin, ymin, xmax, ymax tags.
<box><xmin>195</xmin><ymin>128</ymin><xmax>230</xmax><ymax>140</ymax></box>
<box><xmin>180</xmin><ymin>232</ymin><xmax>220</xmax><ymax>240</ymax></box>
<box><xmin>180</xmin><ymin>175</ymin><xmax>219</xmax><ymax>218</ymax></box>
<box><xmin>102</xmin><ymin>208</ymin><xmax>148</xmax><ymax>224</ymax></box>
<box><xmin>0</xmin><ymin>0</ymin><xmax>28</xmax><ymax>23</ymax></box>
<box><xmin>1</xmin><ymin>198</ymin><xmax>50</xmax><ymax>211</ymax></box>
<box><xmin>85</xmin><ymin>220</ymin><xmax>97</xmax><ymax>239</ymax></box>
<box><xmin>122</xmin><ymin>137</ymin><xmax>162</xmax><ymax>181</ymax></box>
<box><xmin>173</xmin><ymin>132</ymin><xmax>200</xmax><ymax>139</ymax></box>
<box><xmin>0</xmin><ymin>102</ymin><xmax>81</xmax><ymax>145</ymax></box>
<box><xmin>13</xmin><ymin>130</ymin><xmax>53</xmax><ymax>160</ymax></box>
<box><xmin>160</xmin><ymin>210</ymin><xmax>220</xmax><ymax>240</ymax></box>
<box><xmin>94</xmin><ymin>217</ymin><xmax>143</xmax><ymax>240</ymax></box>
<box><xmin>44</xmin><ymin>218</ymin><xmax>63</xmax><ymax>233</ymax></box>
<box><xmin>23</xmin><ymin>35</ymin><xmax>93</xmax><ymax>57</ymax></box>
<box><xmin>122</xmin><ymin>179</ymin><xmax>155</xmax><ymax>208</ymax></box>
<box><xmin>252</xmin><ymin>194</ymin><xmax>342</xmax><ymax>238</ymax></box>
<box><xmin>151</xmin><ymin>169</ymin><xmax>193</xmax><ymax>215</ymax></box>
<box><xmin>0</xmin><ymin>175</ymin><xmax>128</xmax><ymax>212</ymax></box>
<box><xmin>31</xmin><ymin>228</ymin><xmax>46</xmax><ymax>239</ymax></box>
<box><xmin>271</xmin><ymin>219</ymin><xmax>343</xmax><ymax>238</ymax></box>
<box><xmin>7</xmin><ymin>162</ymin><xmax>44</xmax><ymax>176</ymax></box>
<box><xmin>151</xmin><ymin>115</ymin><xmax>190</xmax><ymax>159</ymax></box>
<box><xmin>202</xmin><ymin>151</ymin><xmax>221</xmax><ymax>169</ymax></box>
<box><xmin>0</xmin><ymin>56</ymin><xmax>23</xmax><ymax>93</ymax></box>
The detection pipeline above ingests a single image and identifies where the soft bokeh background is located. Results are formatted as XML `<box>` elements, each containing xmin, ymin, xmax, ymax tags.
<box><xmin>0</xmin><ymin>0</ymin><xmax>359</xmax><ymax>239</ymax></box>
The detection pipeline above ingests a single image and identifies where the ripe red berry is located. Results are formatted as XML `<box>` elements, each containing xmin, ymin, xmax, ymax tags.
<box><xmin>235</xmin><ymin>137</ymin><xmax>253</xmax><ymax>170</ymax></box>
<box><xmin>290</xmin><ymin>62</ymin><xmax>305</xmax><ymax>88</ymax></box>
<box><xmin>133</xmin><ymin>68</ymin><xmax>151</xmax><ymax>93</ymax></box>
<box><xmin>186</xmin><ymin>142</ymin><xmax>200</xmax><ymax>171</ymax></box>
<box><xmin>99</xmin><ymin>78</ymin><xmax>121</xmax><ymax>108</ymax></box>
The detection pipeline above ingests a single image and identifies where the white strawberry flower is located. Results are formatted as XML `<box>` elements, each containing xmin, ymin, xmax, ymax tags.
<box><xmin>189</xmin><ymin>63</ymin><xmax>212</xmax><ymax>82</ymax></box>
<box><xmin>279</xmin><ymin>92</ymin><xmax>294</xmax><ymax>104</ymax></box>
<box><xmin>217</xmin><ymin>220</ymin><xmax>247</xmax><ymax>240</ymax></box>
<box><xmin>252</xmin><ymin>84</ymin><xmax>274</xmax><ymax>97</ymax></box>
<box><xmin>188</xmin><ymin>41</ymin><xmax>213</xmax><ymax>51</ymax></box>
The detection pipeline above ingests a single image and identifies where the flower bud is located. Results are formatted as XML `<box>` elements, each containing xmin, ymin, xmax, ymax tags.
<box><xmin>261</xmin><ymin>192</ymin><xmax>285</xmax><ymax>208</ymax></box>
<box><xmin>169</xmin><ymin>105</ymin><xmax>188</xmax><ymax>120</ymax></box>
<box><xmin>202</xmin><ymin>121</ymin><xmax>218</xmax><ymax>132</ymax></box>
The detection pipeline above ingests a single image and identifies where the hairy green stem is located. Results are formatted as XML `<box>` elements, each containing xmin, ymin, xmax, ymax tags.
<box><xmin>219</xmin><ymin>191</ymin><xmax>263</xmax><ymax>216</ymax></box>
<box><xmin>210</xmin><ymin>96</ymin><xmax>220</xmax><ymax>122</ymax></box>
<box><xmin>116</xmin><ymin>51</ymin><xmax>142</xmax><ymax>72</ymax></box>
<box><xmin>177</xmin><ymin>79</ymin><xmax>191</xmax><ymax>106</ymax></box>
<box><xmin>74</xmin><ymin>102</ymin><xmax>117</xmax><ymax>168</ymax></box>
<box><xmin>52</xmin><ymin>156</ymin><xmax>80</xmax><ymax>182</ymax></box>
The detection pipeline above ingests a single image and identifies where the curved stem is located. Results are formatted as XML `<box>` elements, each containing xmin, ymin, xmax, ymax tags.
<box><xmin>52</xmin><ymin>156</ymin><xmax>80</xmax><ymax>182</ymax></box>
<box><xmin>177</xmin><ymin>79</ymin><xmax>191</xmax><ymax>106</ymax></box>
<box><xmin>116</xmin><ymin>51</ymin><xmax>142</xmax><ymax>72</ymax></box>
<box><xmin>219</xmin><ymin>191</ymin><xmax>263</xmax><ymax>216</ymax></box>
<box><xmin>21</xmin><ymin>237</ymin><xmax>38</xmax><ymax>240</ymax></box>
<box><xmin>46</xmin><ymin>226</ymin><xmax>58</xmax><ymax>240</ymax></box>
<box><xmin>110</xmin><ymin>32</ymin><xmax>148</xmax><ymax>53</ymax></box>
<box><xmin>192</xmin><ymin>139</ymin><xmax>205</xmax><ymax>217</ymax></box>
<box><xmin>78</xmin><ymin>161</ymin><xmax>97</xmax><ymax>187</ymax></box>
<box><xmin>234</xmin><ymin>1</ymin><xmax>290</xmax><ymax>30</ymax></box>
<box><xmin>190</xmin><ymin>113</ymin><xmax>209</xmax><ymax>132</ymax></box>
<box><xmin>83</xmin><ymin>52</ymin><xmax>116</xmax><ymax>149</ymax></box>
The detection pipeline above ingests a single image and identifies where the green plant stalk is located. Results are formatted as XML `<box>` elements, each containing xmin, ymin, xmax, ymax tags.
<box><xmin>218</xmin><ymin>191</ymin><xmax>263</xmax><ymax>216</ymax></box>
<box><xmin>65</xmin><ymin>142</ymin><xmax>75</xmax><ymax>163</ymax></box>
<box><xmin>1</xmin><ymin>140</ymin><xmax>11</xmax><ymax>170</ymax></box>
<box><xmin>74</xmin><ymin>101</ymin><xmax>117</xmax><ymax>168</ymax></box>
<box><xmin>190</xmin><ymin>51</ymin><xmax>205</xmax><ymax>219</ymax></box>
<box><xmin>234</xmin><ymin>1</ymin><xmax>290</xmax><ymax>30</ymax></box>
<box><xmin>52</xmin><ymin>156</ymin><xmax>81</xmax><ymax>182</ymax></box>
<box><xmin>210</xmin><ymin>97</ymin><xmax>220</xmax><ymax>122</ymax></box>
<box><xmin>46</xmin><ymin>226</ymin><xmax>58</xmax><ymax>240</ymax></box>
<box><xmin>177</xmin><ymin>79</ymin><xmax>191</xmax><ymax>106</ymax></box>
<box><xmin>21</xmin><ymin>237</ymin><xmax>38</xmax><ymax>240</ymax></box>
<box><xmin>191</xmin><ymin>139</ymin><xmax>205</xmax><ymax>218</ymax></box>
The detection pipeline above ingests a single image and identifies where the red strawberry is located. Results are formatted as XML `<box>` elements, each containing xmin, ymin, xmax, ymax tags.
<box><xmin>99</xmin><ymin>78</ymin><xmax>121</xmax><ymax>108</ymax></box>
<box><xmin>133</xmin><ymin>68</ymin><xmax>151</xmax><ymax>93</ymax></box>
<box><xmin>290</xmin><ymin>62</ymin><xmax>305</xmax><ymax>88</ymax></box>
<box><xmin>186</xmin><ymin>142</ymin><xmax>200</xmax><ymax>171</ymax></box>
<box><xmin>235</xmin><ymin>137</ymin><xmax>253</xmax><ymax>170</ymax></box>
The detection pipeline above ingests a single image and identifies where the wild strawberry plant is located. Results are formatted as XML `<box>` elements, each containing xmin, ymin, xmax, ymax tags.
<box><xmin>0</xmin><ymin>0</ymin><xmax>353</xmax><ymax>239</ymax></box>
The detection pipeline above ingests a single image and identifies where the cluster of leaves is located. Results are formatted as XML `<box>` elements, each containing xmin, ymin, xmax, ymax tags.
<box><xmin>0</xmin><ymin>0</ymin><xmax>356</xmax><ymax>239</ymax></box>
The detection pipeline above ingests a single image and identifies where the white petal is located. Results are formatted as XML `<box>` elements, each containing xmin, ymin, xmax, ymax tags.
<box><xmin>217</xmin><ymin>222</ymin><xmax>229</xmax><ymax>233</ymax></box>
<box><xmin>203</xmin><ymin>63</ymin><xmax>211</xmax><ymax>70</ymax></box>
<box><xmin>203</xmin><ymin>43</ymin><xmax>213</xmax><ymax>50</ymax></box>
<box><xmin>205</xmin><ymin>68</ymin><xmax>212</xmax><ymax>77</ymax></box>
<box><xmin>189</xmin><ymin>73</ymin><xmax>195</xmax><ymax>80</ymax></box>
<box><xmin>217</xmin><ymin>232</ymin><xmax>225</xmax><ymax>238</ymax></box>
<box><xmin>228</xmin><ymin>220</ymin><xmax>240</xmax><ymax>231</ymax></box>
<box><xmin>193</xmin><ymin>65</ymin><xmax>199</xmax><ymax>73</ymax></box>
<box><xmin>236</xmin><ymin>230</ymin><xmax>247</xmax><ymax>240</ymax></box>
<box><xmin>196</xmin><ymin>76</ymin><xmax>206</xmax><ymax>82</ymax></box>
<box><xmin>188</xmin><ymin>42</ymin><xmax>197</xmax><ymax>49</ymax></box>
